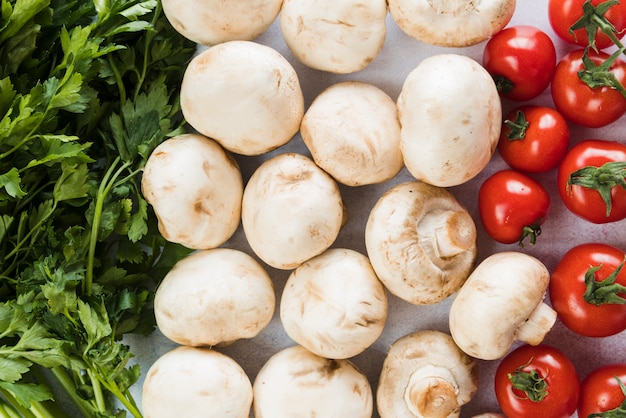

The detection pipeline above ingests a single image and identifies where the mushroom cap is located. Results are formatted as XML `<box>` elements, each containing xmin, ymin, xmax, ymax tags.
<box><xmin>242</xmin><ymin>153</ymin><xmax>345</xmax><ymax>270</ymax></box>
<box><xmin>280</xmin><ymin>248</ymin><xmax>388</xmax><ymax>359</ymax></box>
<box><xmin>388</xmin><ymin>0</ymin><xmax>516</xmax><ymax>47</ymax></box>
<box><xmin>141</xmin><ymin>133</ymin><xmax>242</xmax><ymax>250</ymax></box>
<box><xmin>301</xmin><ymin>81</ymin><xmax>403</xmax><ymax>186</ymax></box>
<box><xmin>142</xmin><ymin>346</ymin><xmax>252</xmax><ymax>418</ymax></box>
<box><xmin>180</xmin><ymin>41</ymin><xmax>304</xmax><ymax>156</ymax></box>
<box><xmin>377</xmin><ymin>330</ymin><xmax>478</xmax><ymax>418</ymax></box>
<box><xmin>253</xmin><ymin>345</ymin><xmax>373</xmax><ymax>418</ymax></box>
<box><xmin>161</xmin><ymin>0</ymin><xmax>283</xmax><ymax>46</ymax></box>
<box><xmin>365</xmin><ymin>181</ymin><xmax>477</xmax><ymax>305</ymax></box>
<box><xmin>398</xmin><ymin>54</ymin><xmax>501</xmax><ymax>187</ymax></box>
<box><xmin>154</xmin><ymin>248</ymin><xmax>275</xmax><ymax>347</ymax></box>
<box><xmin>449</xmin><ymin>252</ymin><xmax>553</xmax><ymax>360</ymax></box>
<box><xmin>280</xmin><ymin>0</ymin><xmax>388</xmax><ymax>73</ymax></box>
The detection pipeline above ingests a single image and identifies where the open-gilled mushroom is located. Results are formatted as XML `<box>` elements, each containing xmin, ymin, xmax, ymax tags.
<box><xmin>300</xmin><ymin>81</ymin><xmax>404</xmax><ymax>186</ymax></box>
<box><xmin>279</xmin><ymin>0</ymin><xmax>388</xmax><ymax>73</ymax></box>
<box><xmin>161</xmin><ymin>0</ymin><xmax>283</xmax><ymax>46</ymax></box>
<box><xmin>376</xmin><ymin>330</ymin><xmax>478</xmax><ymax>418</ymax></box>
<box><xmin>398</xmin><ymin>54</ymin><xmax>501</xmax><ymax>187</ymax></box>
<box><xmin>280</xmin><ymin>248</ymin><xmax>388</xmax><ymax>359</ymax></box>
<box><xmin>449</xmin><ymin>252</ymin><xmax>558</xmax><ymax>361</ymax></box>
<box><xmin>141</xmin><ymin>133</ymin><xmax>243</xmax><ymax>250</ymax></box>
<box><xmin>242</xmin><ymin>153</ymin><xmax>345</xmax><ymax>270</ymax></box>
<box><xmin>365</xmin><ymin>181</ymin><xmax>477</xmax><ymax>305</ymax></box>
<box><xmin>388</xmin><ymin>0</ymin><xmax>516</xmax><ymax>47</ymax></box>
<box><xmin>180</xmin><ymin>41</ymin><xmax>304</xmax><ymax>156</ymax></box>
<box><xmin>142</xmin><ymin>346</ymin><xmax>252</xmax><ymax>418</ymax></box>
<box><xmin>252</xmin><ymin>345</ymin><xmax>373</xmax><ymax>417</ymax></box>
<box><xmin>154</xmin><ymin>248</ymin><xmax>275</xmax><ymax>347</ymax></box>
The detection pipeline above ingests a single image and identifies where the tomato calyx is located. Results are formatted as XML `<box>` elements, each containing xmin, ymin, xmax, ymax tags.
<box><xmin>578</xmin><ymin>47</ymin><xmax>626</xmax><ymax>98</ymax></box>
<box><xmin>504</xmin><ymin>110</ymin><xmax>529</xmax><ymax>140</ymax></box>
<box><xmin>493</xmin><ymin>74</ymin><xmax>516</xmax><ymax>95</ymax></box>
<box><xmin>583</xmin><ymin>258</ymin><xmax>626</xmax><ymax>305</ymax></box>
<box><xmin>519</xmin><ymin>221</ymin><xmax>542</xmax><ymax>246</ymax></box>
<box><xmin>588</xmin><ymin>376</ymin><xmax>626</xmax><ymax>417</ymax></box>
<box><xmin>569</xmin><ymin>0</ymin><xmax>624</xmax><ymax>51</ymax></box>
<box><xmin>507</xmin><ymin>361</ymin><xmax>549</xmax><ymax>402</ymax></box>
<box><xmin>568</xmin><ymin>161</ymin><xmax>626</xmax><ymax>217</ymax></box>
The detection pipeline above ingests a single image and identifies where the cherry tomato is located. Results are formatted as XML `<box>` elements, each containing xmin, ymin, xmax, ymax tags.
<box><xmin>579</xmin><ymin>364</ymin><xmax>626</xmax><ymax>417</ymax></box>
<box><xmin>557</xmin><ymin>139</ymin><xmax>626</xmax><ymax>223</ymax></box>
<box><xmin>498</xmin><ymin>105</ymin><xmax>570</xmax><ymax>173</ymax></box>
<box><xmin>551</xmin><ymin>48</ymin><xmax>626</xmax><ymax>128</ymax></box>
<box><xmin>495</xmin><ymin>344</ymin><xmax>580</xmax><ymax>418</ymax></box>
<box><xmin>550</xmin><ymin>242</ymin><xmax>626</xmax><ymax>337</ymax></box>
<box><xmin>548</xmin><ymin>0</ymin><xmax>626</xmax><ymax>50</ymax></box>
<box><xmin>478</xmin><ymin>170</ymin><xmax>550</xmax><ymax>245</ymax></box>
<box><xmin>483</xmin><ymin>25</ymin><xmax>557</xmax><ymax>101</ymax></box>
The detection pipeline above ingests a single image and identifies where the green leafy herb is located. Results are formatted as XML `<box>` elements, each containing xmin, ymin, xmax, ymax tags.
<box><xmin>0</xmin><ymin>0</ymin><xmax>195</xmax><ymax>416</ymax></box>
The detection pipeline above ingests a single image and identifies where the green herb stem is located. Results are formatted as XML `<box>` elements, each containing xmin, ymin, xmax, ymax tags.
<box><xmin>50</xmin><ymin>367</ymin><xmax>97</xmax><ymax>418</ymax></box>
<box><xmin>0</xmin><ymin>402</ymin><xmax>20</xmax><ymax>418</ymax></box>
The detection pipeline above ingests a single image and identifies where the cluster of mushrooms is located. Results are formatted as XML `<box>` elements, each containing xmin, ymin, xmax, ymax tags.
<box><xmin>138</xmin><ymin>0</ymin><xmax>556</xmax><ymax>417</ymax></box>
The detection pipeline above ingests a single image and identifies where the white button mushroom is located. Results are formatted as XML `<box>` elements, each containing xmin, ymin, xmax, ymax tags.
<box><xmin>142</xmin><ymin>346</ymin><xmax>252</xmax><ymax>418</ymax></box>
<box><xmin>449</xmin><ymin>252</ymin><xmax>558</xmax><ymax>361</ymax></box>
<box><xmin>398</xmin><ymin>54</ymin><xmax>501</xmax><ymax>187</ymax></box>
<box><xmin>377</xmin><ymin>330</ymin><xmax>478</xmax><ymax>418</ymax></box>
<box><xmin>365</xmin><ymin>181</ymin><xmax>477</xmax><ymax>305</ymax></box>
<box><xmin>161</xmin><ymin>0</ymin><xmax>283</xmax><ymax>46</ymax></box>
<box><xmin>280</xmin><ymin>248</ymin><xmax>388</xmax><ymax>359</ymax></box>
<box><xmin>388</xmin><ymin>0</ymin><xmax>516</xmax><ymax>47</ymax></box>
<box><xmin>154</xmin><ymin>248</ymin><xmax>275</xmax><ymax>347</ymax></box>
<box><xmin>279</xmin><ymin>0</ymin><xmax>388</xmax><ymax>73</ymax></box>
<box><xmin>141</xmin><ymin>133</ymin><xmax>242</xmax><ymax>250</ymax></box>
<box><xmin>252</xmin><ymin>344</ymin><xmax>373</xmax><ymax>418</ymax></box>
<box><xmin>241</xmin><ymin>152</ymin><xmax>345</xmax><ymax>270</ymax></box>
<box><xmin>180</xmin><ymin>41</ymin><xmax>305</xmax><ymax>156</ymax></box>
<box><xmin>300</xmin><ymin>81</ymin><xmax>404</xmax><ymax>186</ymax></box>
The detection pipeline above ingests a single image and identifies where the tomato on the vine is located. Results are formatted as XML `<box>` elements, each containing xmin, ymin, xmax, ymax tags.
<box><xmin>551</xmin><ymin>48</ymin><xmax>626</xmax><ymax>128</ymax></box>
<box><xmin>495</xmin><ymin>344</ymin><xmax>580</xmax><ymax>418</ymax></box>
<box><xmin>548</xmin><ymin>0</ymin><xmax>626</xmax><ymax>50</ymax></box>
<box><xmin>557</xmin><ymin>139</ymin><xmax>626</xmax><ymax>223</ymax></box>
<box><xmin>579</xmin><ymin>364</ymin><xmax>626</xmax><ymax>417</ymax></box>
<box><xmin>498</xmin><ymin>105</ymin><xmax>570</xmax><ymax>173</ymax></box>
<box><xmin>483</xmin><ymin>25</ymin><xmax>557</xmax><ymax>101</ymax></box>
<box><xmin>550</xmin><ymin>242</ymin><xmax>626</xmax><ymax>337</ymax></box>
<box><xmin>478</xmin><ymin>170</ymin><xmax>550</xmax><ymax>245</ymax></box>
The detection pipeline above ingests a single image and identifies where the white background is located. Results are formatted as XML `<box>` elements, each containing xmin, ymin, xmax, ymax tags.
<box><xmin>128</xmin><ymin>1</ymin><xmax>626</xmax><ymax>416</ymax></box>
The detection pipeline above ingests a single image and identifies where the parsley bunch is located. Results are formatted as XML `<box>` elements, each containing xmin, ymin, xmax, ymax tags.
<box><xmin>0</xmin><ymin>0</ymin><xmax>195</xmax><ymax>416</ymax></box>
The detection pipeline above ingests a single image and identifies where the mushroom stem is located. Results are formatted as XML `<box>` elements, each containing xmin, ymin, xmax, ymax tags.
<box><xmin>419</xmin><ymin>209</ymin><xmax>477</xmax><ymax>258</ymax></box>
<box><xmin>516</xmin><ymin>302</ymin><xmax>558</xmax><ymax>346</ymax></box>
<box><xmin>404</xmin><ymin>364</ymin><xmax>460</xmax><ymax>418</ymax></box>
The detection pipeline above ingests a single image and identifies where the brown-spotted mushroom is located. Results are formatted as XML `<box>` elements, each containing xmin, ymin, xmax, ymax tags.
<box><xmin>300</xmin><ymin>81</ymin><xmax>403</xmax><ymax>186</ymax></box>
<box><xmin>365</xmin><ymin>181</ymin><xmax>477</xmax><ymax>305</ymax></box>
<box><xmin>377</xmin><ymin>330</ymin><xmax>478</xmax><ymax>418</ymax></box>
<box><xmin>280</xmin><ymin>248</ymin><xmax>388</xmax><ymax>359</ymax></box>
<box><xmin>449</xmin><ymin>251</ymin><xmax>558</xmax><ymax>360</ymax></box>
<box><xmin>252</xmin><ymin>345</ymin><xmax>373</xmax><ymax>417</ymax></box>
<box><xmin>279</xmin><ymin>0</ymin><xmax>388</xmax><ymax>73</ymax></box>
<box><xmin>141</xmin><ymin>133</ymin><xmax>242</xmax><ymax>250</ymax></box>
<box><xmin>180</xmin><ymin>40</ymin><xmax>304</xmax><ymax>156</ymax></box>
<box><xmin>241</xmin><ymin>153</ymin><xmax>345</xmax><ymax>270</ymax></box>
<box><xmin>388</xmin><ymin>0</ymin><xmax>516</xmax><ymax>47</ymax></box>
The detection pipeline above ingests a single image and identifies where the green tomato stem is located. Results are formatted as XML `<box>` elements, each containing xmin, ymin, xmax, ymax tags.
<box><xmin>584</xmin><ymin>258</ymin><xmax>626</xmax><ymax>305</ymax></box>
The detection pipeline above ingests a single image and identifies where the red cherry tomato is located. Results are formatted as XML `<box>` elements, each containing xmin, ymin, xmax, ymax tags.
<box><xmin>550</xmin><ymin>242</ymin><xmax>626</xmax><ymax>337</ymax></box>
<box><xmin>557</xmin><ymin>139</ymin><xmax>626</xmax><ymax>223</ymax></box>
<box><xmin>579</xmin><ymin>364</ymin><xmax>626</xmax><ymax>417</ymax></box>
<box><xmin>498</xmin><ymin>105</ymin><xmax>570</xmax><ymax>173</ymax></box>
<box><xmin>495</xmin><ymin>344</ymin><xmax>580</xmax><ymax>418</ymax></box>
<box><xmin>483</xmin><ymin>25</ymin><xmax>557</xmax><ymax>101</ymax></box>
<box><xmin>548</xmin><ymin>0</ymin><xmax>626</xmax><ymax>50</ymax></box>
<box><xmin>551</xmin><ymin>48</ymin><xmax>626</xmax><ymax>128</ymax></box>
<box><xmin>478</xmin><ymin>170</ymin><xmax>550</xmax><ymax>245</ymax></box>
